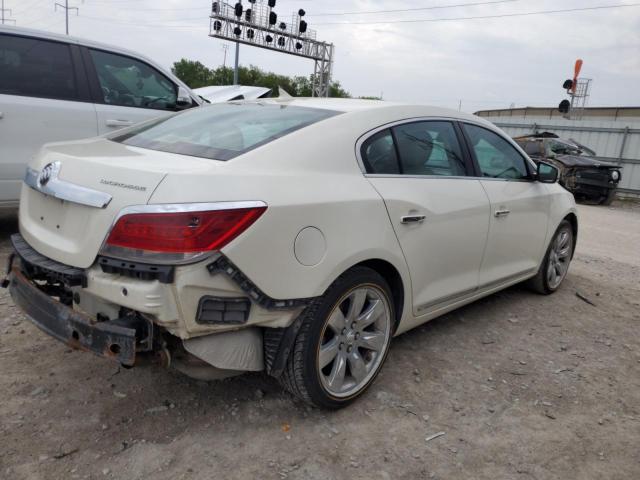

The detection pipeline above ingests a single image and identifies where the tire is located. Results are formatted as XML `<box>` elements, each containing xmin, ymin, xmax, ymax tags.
<box><xmin>528</xmin><ymin>220</ymin><xmax>574</xmax><ymax>295</ymax></box>
<box><xmin>280</xmin><ymin>267</ymin><xmax>394</xmax><ymax>409</ymax></box>
<box><xmin>599</xmin><ymin>190</ymin><xmax>616</xmax><ymax>206</ymax></box>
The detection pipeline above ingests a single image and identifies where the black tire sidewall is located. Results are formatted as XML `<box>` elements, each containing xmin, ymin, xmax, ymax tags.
<box><xmin>300</xmin><ymin>268</ymin><xmax>394</xmax><ymax>409</ymax></box>
<box><xmin>541</xmin><ymin>220</ymin><xmax>573</xmax><ymax>293</ymax></box>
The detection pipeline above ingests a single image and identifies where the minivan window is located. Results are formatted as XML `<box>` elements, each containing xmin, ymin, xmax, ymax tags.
<box><xmin>0</xmin><ymin>34</ymin><xmax>77</xmax><ymax>100</ymax></box>
<box><xmin>111</xmin><ymin>103</ymin><xmax>340</xmax><ymax>160</ymax></box>
<box><xmin>90</xmin><ymin>49</ymin><xmax>178</xmax><ymax>110</ymax></box>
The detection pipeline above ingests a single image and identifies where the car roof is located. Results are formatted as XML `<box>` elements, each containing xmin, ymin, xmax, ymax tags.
<box><xmin>250</xmin><ymin>97</ymin><xmax>487</xmax><ymax>121</ymax></box>
<box><xmin>1</xmin><ymin>25</ymin><xmax>151</xmax><ymax>59</ymax></box>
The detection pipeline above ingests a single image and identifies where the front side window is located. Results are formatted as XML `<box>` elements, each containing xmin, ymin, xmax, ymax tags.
<box><xmin>464</xmin><ymin>124</ymin><xmax>530</xmax><ymax>180</ymax></box>
<box><xmin>361</xmin><ymin>129</ymin><xmax>400</xmax><ymax>174</ymax></box>
<box><xmin>111</xmin><ymin>103</ymin><xmax>340</xmax><ymax>160</ymax></box>
<box><xmin>90</xmin><ymin>49</ymin><xmax>177</xmax><ymax>110</ymax></box>
<box><xmin>0</xmin><ymin>34</ymin><xmax>77</xmax><ymax>100</ymax></box>
<box><xmin>392</xmin><ymin>121</ymin><xmax>466</xmax><ymax>176</ymax></box>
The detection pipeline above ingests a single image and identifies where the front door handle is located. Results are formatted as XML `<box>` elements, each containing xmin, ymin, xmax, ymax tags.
<box><xmin>105</xmin><ymin>119</ymin><xmax>134</xmax><ymax>128</ymax></box>
<box><xmin>494</xmin><ymin>209</ymin><xmax>511</xmax><ymax>218</ymax></box>
<box><xmin>401</xmin><ymin>215</ymin><xmax>426</xmax><ymax>224</ymax></box>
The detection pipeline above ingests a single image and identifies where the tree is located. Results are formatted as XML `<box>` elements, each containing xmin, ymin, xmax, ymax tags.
<box><xmin>171</xmin><ymin>59</ymin><xmax>214</xmax><ymax>89</ymax></box>
<box><xmin>172</xmin><ymin>60</ymin><xmax>351</xmax><ymax>98</ymax></box>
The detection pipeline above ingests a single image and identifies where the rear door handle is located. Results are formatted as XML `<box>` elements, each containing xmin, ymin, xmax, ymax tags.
<box><xmin>401</xmin><ymin>215</ymin><xmax>426</xmax><ymax>224</ymax></box>
<box><xmin>105</xmin><ymin>119</ymin><xmax>134</xmax><ymax>128</ymax></box>
<box><xmin>494</xmin><ymin>209</ymin><xmax>510</xmax><ymax>218</ymax></box>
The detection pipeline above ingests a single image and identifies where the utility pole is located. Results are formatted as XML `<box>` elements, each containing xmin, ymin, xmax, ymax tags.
<box><xmin>55</xmin><ymin>0</ymin><xmax>78</xmax><ymax>35</ymax></box>
<box><xmin>221</xmin><ymin>44</ymin><xmax>229</xmax><ymax>68</ymax></box>
<box><xmin>1</xmin><ymin>0</ymin><xmax>16</xmax><ymax>25</ymax></box>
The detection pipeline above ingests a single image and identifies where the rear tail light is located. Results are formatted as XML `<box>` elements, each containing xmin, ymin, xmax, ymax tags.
<box><xmin>100</xmin><ymin>202</ymin><xmax>266</xmax><ymax>264</ymax></box>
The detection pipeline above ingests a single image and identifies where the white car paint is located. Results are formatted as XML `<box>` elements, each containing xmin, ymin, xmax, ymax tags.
<box><xmin>194</xmin><ymin>85</ymin><xmax>272</xmax><ymax>103</ymax></box>
<box><xmin>9</xmin><ymin>99</ymin><xmax>577</xmax><ymax>390</ymax></box>
<box><xmin>0</xmin><ymin>25</ymin><xmax>202</xmax><ymax>209</ymax></box>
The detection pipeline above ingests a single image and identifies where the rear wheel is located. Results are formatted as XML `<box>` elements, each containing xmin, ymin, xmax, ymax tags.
<box><xmin>280</xmin><ymin>267</ymin><xmax>394</xmax><ymax>409</ymax></box>
<box><xmin>528</xmin><ymin>220</ymin><xmax>574</xmax><ymax>294</ymax></box>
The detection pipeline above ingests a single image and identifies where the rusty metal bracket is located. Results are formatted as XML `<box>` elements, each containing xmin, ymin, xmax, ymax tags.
<box><xmin>8</xmin><ymin>266</ymin><xmax>137</xmax><ymax>366</ymax></box>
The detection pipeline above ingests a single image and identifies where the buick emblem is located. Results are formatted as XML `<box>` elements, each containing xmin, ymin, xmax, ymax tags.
<box><xmin>38</xmin><ymin>162</ymin><xmax>58</xmax><ymax>187</ymax></box>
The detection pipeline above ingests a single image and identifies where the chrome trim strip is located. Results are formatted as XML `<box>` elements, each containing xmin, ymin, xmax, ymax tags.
<box><xmin>111</xmin><ymin>200</ymin><xmax>268</xmax><ymax>224</ymax></box>
<box><xmin>24</xmin><ymin>163</ymin><xmax>112</xmax><ymax>209</ymax></box>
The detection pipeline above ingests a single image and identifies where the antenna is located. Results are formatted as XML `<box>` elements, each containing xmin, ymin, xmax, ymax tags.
<box><xmin>54</xmin><ymin>0</ymin><xmax>79</xmax><ymax>35</ymax></box>
<box><xmin>210</xmin><ymin>1</ymin><xmax>335</xmax><ymax>97</ymax></box>
<box><xmin>1</xmin><ymin>0</ymin><xmax>16</xmax><ymax>25</ymax></box>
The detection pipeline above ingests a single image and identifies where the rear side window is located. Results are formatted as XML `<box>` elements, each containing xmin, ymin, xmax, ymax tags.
<box><xmin>111</xmin><ymin>103</ymin><xmax>340</xmax><ymax>160</ymax></box>
<box><xmin>0</xmin><ymin>34</ymin><xmax>77</xmax><ymax>100</ymax></box>
<box><xmin>393</xmin><ymin>121</ymin><xmax>466</xmax><ymax>176</ymax></box>
<box><xmin>89</xmin><ymin>49</ymin><xmax>177</xmax><ymax>111</ymax></box>
<box><xmin>362</xmin><ymin>121</ymin><xmax>467</xmax><ymax>176</ymax></box>
<box><xmin>361</xmin><ymin>129</ymin><xmax>400</xmax><ymax>174</ymax></box>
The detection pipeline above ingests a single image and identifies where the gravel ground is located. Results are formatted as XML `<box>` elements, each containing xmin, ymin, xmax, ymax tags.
<box><xmin>0</xmin><ymin>202</ymin><xmax>639</xmax><ymax>480</ymax></box>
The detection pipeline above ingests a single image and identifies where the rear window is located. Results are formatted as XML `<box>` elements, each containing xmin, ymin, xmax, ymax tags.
<box><xmin>111</xmin><ymin>103</ymin><xmax>340</xmax><ymax>160</ymax></box>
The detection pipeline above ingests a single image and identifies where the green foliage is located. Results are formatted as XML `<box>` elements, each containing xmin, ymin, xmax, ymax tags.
<box><xmin>172</xmin><ymin>59</ymin><xmax>351</xmax><ymax>98</ymax></box>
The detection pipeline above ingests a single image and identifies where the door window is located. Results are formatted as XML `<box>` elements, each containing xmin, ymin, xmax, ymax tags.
<box><xmin>392</xmin><ymin>121</ymin><xmax>466</xmax><ymax>176</ymax></box>
<box><xmin>361</xmin><ymin>129</ymin><xmax>400</xmax><ymax>174</ymax></box>
<box><xmin>0</xmin><ymin>34</ymin><xmax>77</xmax><ymax>100</ymax></box>
<box><xmin>464</xmin><ymin>124</ymin><xmax>530</xmax><ymax>179</ymax></box>
<box><xmin>89</xmin><ymin>49</ymin><xmax>177</xmax><ymax>110</ymax></box>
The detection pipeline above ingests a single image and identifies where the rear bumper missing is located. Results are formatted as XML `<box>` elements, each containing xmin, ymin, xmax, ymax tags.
<box><xmin>6</xmin><ymin>263</ymin><xmax>137</xmax><ymax>366</ymax></box>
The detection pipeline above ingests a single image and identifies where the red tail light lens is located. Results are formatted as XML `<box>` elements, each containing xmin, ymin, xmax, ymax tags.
<box><xmin>102</xmin><ymin>205</ymin><xmax>266</xmax><ymax>263</ymax></box>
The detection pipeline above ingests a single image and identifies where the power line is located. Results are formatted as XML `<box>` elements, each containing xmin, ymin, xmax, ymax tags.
<box><xmin>315</xmin><ymin>3</ymin><xmax>640</xmax><ymax>25</ymax></box>
<box><xmin>308</xmin><ymin>0</ymin><xmax>522</xmax><ymax>17</ymax></box>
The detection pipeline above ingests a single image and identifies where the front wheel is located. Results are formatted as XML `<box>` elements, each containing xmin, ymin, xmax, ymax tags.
<box><xmin>528</xmin><ymin>220</ymin><xmax>574</xmax><ymax>294</ymax></box>
<box><xmin>280</xmin><ymin>267</ymin><xmax>394</xmax><ymax>409</ymax></box>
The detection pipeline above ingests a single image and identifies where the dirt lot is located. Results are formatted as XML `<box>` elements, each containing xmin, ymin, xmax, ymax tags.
<box><xmin>1</xmin><ymin>202</ymin><xmax>639</xmax><ymax>480</ymax></box>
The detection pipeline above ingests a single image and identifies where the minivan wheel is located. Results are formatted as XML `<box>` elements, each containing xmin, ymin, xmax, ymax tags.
<box><xmin>280</xmin><ymin>267</ymin><xmax>394</xmax><ymax>409</ymax></box>
<box><xmin>528</xmin><ymin>220</ymin><xmax>574</xmax><ymax>295</ymax></box>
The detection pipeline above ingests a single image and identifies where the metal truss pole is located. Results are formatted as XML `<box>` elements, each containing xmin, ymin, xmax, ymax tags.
<box><xmin>233</xmin><ymin>42</ymin><xmax>240</xmax><ymax>85</ymax></box>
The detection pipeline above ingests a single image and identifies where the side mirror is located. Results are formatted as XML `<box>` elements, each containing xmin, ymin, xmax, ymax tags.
<box><xmin>537</xmin><ymin>162</ymin><xmax>559</xmax><ymax>183</ymax></box>
<box><xmin>176</xmin><ymin>86</ymin><xmax>194</xmax><ymax>109</ymax></box>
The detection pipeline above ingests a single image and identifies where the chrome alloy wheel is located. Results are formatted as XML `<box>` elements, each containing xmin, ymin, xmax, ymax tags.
<box><xmin>547</xmin><ymin>226</ymin><xmax>573</xmax><ymax>289</ymax></box>
<box><xmin>317</xmin><ymin>286</ymin><xmax>392</xmax><ymax>398</ymax></box>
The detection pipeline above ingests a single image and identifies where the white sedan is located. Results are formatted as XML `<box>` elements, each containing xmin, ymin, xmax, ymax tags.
<box><xmin>4</xmin><ymin>99</ymin><xmax>577</xmax><ymax>408</ymax></box>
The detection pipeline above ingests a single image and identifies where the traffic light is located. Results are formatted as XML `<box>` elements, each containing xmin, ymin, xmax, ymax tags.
<box><xmin>559</xmin><ymin>100</ymin><xmax>570</xmax><ymax>114</ymax></box>
<box><xmin>234</xmin><ymin>2</ymin><xmax>243</xmax><ymax>17</ymax></box>
<box><xmin>268</xmin><ymin>0</ymin><xmax>276</xmax><ymax>7</ymax></box>
<box><xmin>269</xmin><ymin>11</ymin><xmax>277</xmax><ymax>25</ymax></box>
<box><xmin>299</xmin><ymin>20</ymin><xmax>307</xmax><ymax>33</ymax></box>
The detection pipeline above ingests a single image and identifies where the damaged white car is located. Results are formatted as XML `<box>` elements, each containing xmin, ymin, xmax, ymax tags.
<box><xmin>3</xmin><ymin>99</ymin><xmax>578</xmax><ymax>408</ymax></box>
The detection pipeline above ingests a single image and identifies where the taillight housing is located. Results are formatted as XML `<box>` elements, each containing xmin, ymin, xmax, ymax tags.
<box><xmin>100</xmin><ymin>202</ymin><xmax>266</xmax><ymax>264</ymax></box>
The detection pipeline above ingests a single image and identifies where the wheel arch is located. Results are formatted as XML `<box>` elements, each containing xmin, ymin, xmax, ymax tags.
<box><xmin>346</xmin><ymin>258</ymin><xmax>405</xmax><ymax>331</ymax></box>
<box><xmin>563</xmin><ymin>212</ymin><xmax>578</xmax><ymax>258</ymax></box>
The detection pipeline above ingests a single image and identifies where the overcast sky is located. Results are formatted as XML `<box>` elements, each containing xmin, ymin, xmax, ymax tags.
<box><xmin>6</xmin><ymin>0</ymin><xmax>640</xmax><ymax>112</ymax></box>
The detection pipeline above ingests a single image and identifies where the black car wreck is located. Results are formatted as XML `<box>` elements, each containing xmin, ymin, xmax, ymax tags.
<box><xmin>514</xmin><ymin>133</ymin><xmax>622</xmax><ymax>205</ymax></box>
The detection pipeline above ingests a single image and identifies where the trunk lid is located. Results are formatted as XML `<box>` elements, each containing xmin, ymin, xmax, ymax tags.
<box><xmin>19</xmin><ymin>138</ymin><xmax>216</xmax><ymax>268</ymax></box>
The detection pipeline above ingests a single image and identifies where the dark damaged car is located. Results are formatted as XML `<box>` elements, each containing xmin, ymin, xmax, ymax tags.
<box><xmin>514</xmin><ymin>133</ymin><xmax>621</xmax><ymax>205</ymax></box>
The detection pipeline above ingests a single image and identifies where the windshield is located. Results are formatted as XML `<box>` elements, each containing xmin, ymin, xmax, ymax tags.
<box><xmin>111</xmin><ymin>103</ymin><xmax>340</xmax><ymax>160</ymax></box>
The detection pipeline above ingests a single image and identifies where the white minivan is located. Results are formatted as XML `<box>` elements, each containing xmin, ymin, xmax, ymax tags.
<box><xmin>0</xmin><ymin>26</ymin><xmax>203</xmax><ymax>209</ymax></box>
